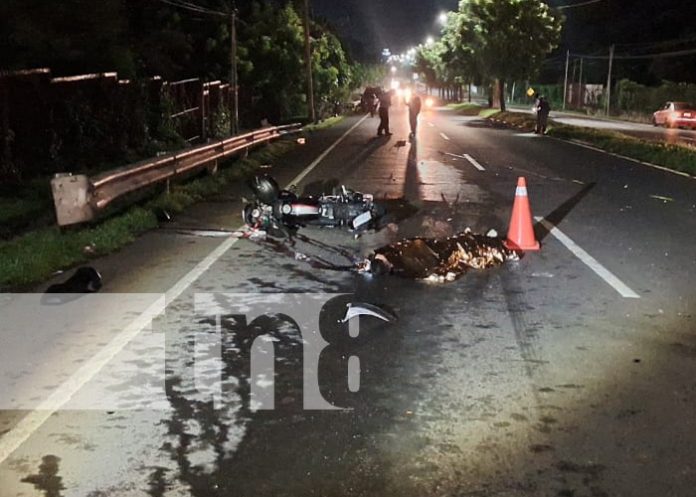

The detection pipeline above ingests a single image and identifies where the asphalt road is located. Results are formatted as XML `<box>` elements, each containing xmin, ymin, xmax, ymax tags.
<box><xmin>511</xmin><ymin>104</ymin><xmax>696</xmax><ymax>147</ymax></box>
<box><xmin>1</xmin><ymin>103</ymin><xmax>695</xmax><ymax>497</ymax></box>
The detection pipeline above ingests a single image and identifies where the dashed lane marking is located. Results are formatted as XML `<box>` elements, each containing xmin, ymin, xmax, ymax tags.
<box><xmin>442</xmin><ymin>152</ymin><xmax>486</xmax><ymax>171</ymax></box>
<box><xmin>440</xmin><ymin>132</ymin><xmax>450</xmax><ymax>141</ymax></box>
<box><xmin>464</xmin><ymin>154</ymin><xmax>486</xmax><ymax>171</ymax></box>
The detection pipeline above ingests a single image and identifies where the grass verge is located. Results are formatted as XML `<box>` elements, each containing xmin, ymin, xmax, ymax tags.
<box><xmin>447</xmin><ymin>103</ymin><xmax>485</xmax><ymax>116</ymax></box>
<box><xmin>305</xmin><ymin>115</ymin><xmax>345</xmax><ymax>131</ymax></box>
<box><xmin>0</xmin><ymin>140</ymin><xmax>297</xmax><ymax>290</ymax></box>
<box><xmin>486</xmin><ymin>111</ymin><xmax>696</xmax><ymax>177</ymax></box>
<box><xmin>548</xmin><ymin>125</ymin><xmax>696</xmax><ymax>176</ymax></box>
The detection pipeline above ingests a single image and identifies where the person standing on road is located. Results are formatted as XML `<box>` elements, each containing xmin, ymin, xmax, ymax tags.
<box><xmin>377</xmin><ymin>90</ymin><xmax>393</xmax><ymax>136</ymax></box>
<box><xmin>535</xmin><ymin>95</ymin><xmax>551</xmax><ymax>134</ymax></box>
<box><xmin>407</xmin><ymin>93</ymin><xmax>422</xmax><ymax>138</ymax></box>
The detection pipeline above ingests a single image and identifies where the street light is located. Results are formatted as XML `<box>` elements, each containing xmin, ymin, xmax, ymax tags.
<box><xmin>438</xmin><ymin>12</ymin><xmax>448</xmax><ymax>26</ymax></box>
<box><xmin>426</xmin><ymin>36</ymin><xmax>435</xmax><ymax>46</ymax></box>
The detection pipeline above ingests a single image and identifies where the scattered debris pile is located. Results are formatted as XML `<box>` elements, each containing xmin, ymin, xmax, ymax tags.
<box><xmin>361</xmin><ymin>229</ymin><xmax>519</xmax><ymax>283</ymax></box>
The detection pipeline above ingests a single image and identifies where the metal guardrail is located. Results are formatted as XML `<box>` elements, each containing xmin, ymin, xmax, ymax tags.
<box><xmin>50</xmin><ymin>123</ymin><xmax>302</xmax><ymax>226</ymax></box>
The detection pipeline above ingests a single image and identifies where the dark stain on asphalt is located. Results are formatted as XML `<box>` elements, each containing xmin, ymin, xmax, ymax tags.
<box><xmin>500</xmin><ymin>270</ymin><xmax>544</xmax><ymax>402</ymax></box>
<box><xmin>555</xmin><ymin>460</ymin><xmax>606</xmax><ymax>477</ymax></box>
<box><xmin>510</xmin><ymin>413</ymin><xmax>529</xmax><ymax>422</ymax></box>
<box><xmin>616</xmin><ymin>408</ymin><xmax>642</xmax><ymax>420</ymax></box>
<box><xmin>530</xmin><ymin>444</ymin><xmax>555</xmax><ymax>453</ymax></box>
<box><xmin>246</xmin><ymin>277</ymin><xmax>282</xmax><ymax>290</ymax></box>
<box><xmin>147</xmin><ymin>467</ymin><xmax>168</xmax><ymax>497</ymax></box>
<box><xmin>671</xmin><ymin>342</ymin><xmax>696</xmax><ymax>358</ymax></box>
<box><xmin>21</xmin><ymin>455</ymin><xmax>65</xmax><ymax>497</ymax></box>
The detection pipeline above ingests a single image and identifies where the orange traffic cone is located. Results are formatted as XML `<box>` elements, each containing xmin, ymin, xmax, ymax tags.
<box><xmin>504</xmin><ymin>177</ymin><xmax>540</xmax><ymax>251</ymax></box>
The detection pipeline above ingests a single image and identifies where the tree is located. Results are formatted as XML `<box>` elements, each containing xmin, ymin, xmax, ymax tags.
<box><xmin>312</xmin><ymin>28</ymin><xmax>353</xmax><ymax>114</ymax></box>
<box><xmin>237</xmin><ymin>2</ymin><xmax>306</xmax><ymax>123</ymax></box>
<box><xmin>414</xmin><ymin>45</ymin><xmax>440</xmax><ymax>92</ymax></box>
<box><xmin>457</xmin><ymin>0</ymin><xmax>563</xmax><ymax>111</ymax></box>
<box><xmin>0</xmin><ymin>0</ymin><xmax>135</xmax><ymax>77</ymax></box>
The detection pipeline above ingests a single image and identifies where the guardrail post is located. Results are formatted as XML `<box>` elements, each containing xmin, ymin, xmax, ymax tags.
<box><xmin>50</xmin><ymin>173</ymin><xmax>95</xmax><ymax>226</ymax></box>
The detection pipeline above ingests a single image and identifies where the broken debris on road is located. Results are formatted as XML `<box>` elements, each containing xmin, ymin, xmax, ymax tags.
<box><xmin>361</xmin><ymin>229</ymin><xmax>519</xmax><ymax>283</ymax></box>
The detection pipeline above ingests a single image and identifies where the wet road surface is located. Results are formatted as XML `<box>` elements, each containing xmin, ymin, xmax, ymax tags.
<box><xmin>1</xmin><ymin>104</ymin><xmax>695</xmax><ymax>497</ymax></box>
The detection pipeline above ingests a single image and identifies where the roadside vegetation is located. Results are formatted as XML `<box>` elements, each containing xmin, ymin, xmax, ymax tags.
<box><xmin>0</xmin><ymin>1</ymin><xmax>384</xmax><ymax>242</ymax></box>
<box><xmin>0</xmin><ymin>140</ymin><xmax>296</xmax><ymax>290</ymax></box>
<box><xmin>305</xmin><ymin>116</ymin><xmax>345</xmax><ymax>131</ymax></box>
<box><xmin>414</xmin><ymin>0</ymin><xmax>562</xmax><ymax>111</ymax></box>
<box><xmin>548</xmin><ymin>125</ymin><xmax>696</xmax><ymax>176</ymax></box>
<box><xmin>447</xmin><ymin>103</ymin><xmax>485</xmax><ymax>116</ymax></box>
<box><xmin>484</xmin><ymin>111</ymin><xmax>696</xmax><ymax>176</ymax></box>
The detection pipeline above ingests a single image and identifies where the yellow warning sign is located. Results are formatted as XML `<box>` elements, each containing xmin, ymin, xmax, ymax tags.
<box><xmin>526</xmin><ymin>87</ymin><xmax>535</xmax><ymax>97</ymax></box>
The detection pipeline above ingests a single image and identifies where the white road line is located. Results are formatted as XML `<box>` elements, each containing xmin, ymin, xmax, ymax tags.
<box><xmin>536</xmin><ymin>217</ymin><xmax>640</xmax><ymax>299</ymax></box>
<box><xmin>0</xmin><ymin>297</ymin><xmax>166</xmax><ymax>464</ymax></box>
<box><xmin>0</xmin><ymin>115</ymin><xmax>369</xmax><ymax>465</ymax></box>
<box><xmin>463</xmin><ymin>154</ymin><xmax>486</xmax><ymax>171</ymax></box>
<box><xmin>558</xmin><ymin>138</ymin><xmax>695</xmax><ymax>180</ymax></box>
<box><xmin>440</xmin><ymin>132</ymin><xmax>450</xmax><ymax>141</ymax></box>
<box><xmin>427</xmin><ymin>122</ymin><xmax>435</xmax><ymax>127</ymax></box>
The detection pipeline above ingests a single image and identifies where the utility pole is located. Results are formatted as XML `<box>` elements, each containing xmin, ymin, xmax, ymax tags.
<box><xmin>562</xmin><ymin>50</ymin><xmax>570</xmax><ymax>110</ymax></box>
<box><xmin>302</xmin><ymin>0</ymin><xmax>316</xmax><ymax>122</ymax></box>
<box><xmin>229</xmin><ymin>9</ymin><xmax>239</xmax><ymax>134</ymax></box>
<box><xmin>605</xmin><ymin>44</ymin><xmax>615</xmax><ymax>116</ymax></box>
<box><xmin>578</xmin><ymin>57</ymin><xmax>584</xmax><ymax>109</ymax></box>
<box><xmin>570</xmin><ymin>59</ymin><xmax>577</xmax><ymax>107</ymax></box>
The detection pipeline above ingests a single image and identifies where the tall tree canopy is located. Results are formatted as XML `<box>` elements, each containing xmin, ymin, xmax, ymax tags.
<box><xmin>0</xmin><ymin>0</ymin><xmax>381</xmax><ymax>124</ymax></box>
<box><xmin>413</xmin><ymin>0</ymin><xmax>563</xmax><ymax>110</ymax></box>
<box><xmin>462</xmin><ymin>0</ymin><xmax>562</xmax><ymax>110</ymax></box>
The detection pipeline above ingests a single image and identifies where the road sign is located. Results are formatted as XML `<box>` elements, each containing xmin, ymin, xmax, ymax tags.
<box><xmin>527</xmin><ymin>87</ymin><xmax>535</xmax><ymax>97</ymax></box>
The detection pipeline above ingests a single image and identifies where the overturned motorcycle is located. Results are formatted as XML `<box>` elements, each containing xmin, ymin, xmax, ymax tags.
<box><xmin>243</xmin><ymin>175</ymin><xmax>385</xmax><ymax>236</ymax></box>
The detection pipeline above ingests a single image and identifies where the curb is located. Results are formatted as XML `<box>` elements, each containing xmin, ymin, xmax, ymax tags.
<box><xmin>486</xmin><ymin>116</ymin><xmax>695</xmax><ymax>181</ymax></box>
<box><xmin>554</xmin><ymin>138</ymin><xmax>695</xmax><ymax>180</ymax></box>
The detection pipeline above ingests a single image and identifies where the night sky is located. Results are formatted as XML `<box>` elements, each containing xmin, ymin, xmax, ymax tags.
<box><xmin>312</xmin><ymin>0</ymin><xmax>696</xmax><ymax>82</ymax></box>
<box><xmin>312</xmin><ymin>0</ymin><xmax>459</xmax><ymax>59</ymax></box>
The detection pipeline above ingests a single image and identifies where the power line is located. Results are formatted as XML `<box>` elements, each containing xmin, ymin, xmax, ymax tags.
<box><xmin>556</xmin><ymin>0</ymin><xmax>604</xmax><ymax>10</ymax></box>
<box><xmin>613</xmin><ymin>35</ymin><xmax>696</xmax><ymax>51</ymax></box>
<box><xmin>572</xmin><ymin>47</ymin><xmax>696</xmax><ymax>60</ymax></box>
<box><xmin>156</xmin><ymin>0</ymin><xmax>228</xmax><ymax>18</ymax></box>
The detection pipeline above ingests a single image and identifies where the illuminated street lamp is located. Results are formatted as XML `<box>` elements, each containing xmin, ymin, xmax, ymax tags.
<box><xmin>425</xmin><ymin>36</ymin><xmax>435</xmax><ymax>46</ymax></box>
<box><xmin>438</xmin><ymin>12</ymin><xmax>448</xmax><ymax>26</ymax></box>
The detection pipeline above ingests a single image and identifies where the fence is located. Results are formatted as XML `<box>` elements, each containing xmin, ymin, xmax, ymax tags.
<box><xmin>511</xmin><ymin>79</ymin><xmax>696</xmax><ymax>118</ymax></box>
<box><xmin>0</xmin><ymin>68</ymin><xmax>234</xmax><ymax>181</ymax></box>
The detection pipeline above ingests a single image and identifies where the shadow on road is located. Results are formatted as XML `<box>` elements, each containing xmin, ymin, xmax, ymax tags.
<box><xmin>534</xmin><ymin>182</ymin><xmax>597</xmax><ymax>242</ymax></box>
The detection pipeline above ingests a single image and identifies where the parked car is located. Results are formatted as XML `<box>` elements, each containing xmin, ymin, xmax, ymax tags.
<box><xmin>652</xmin><ymin>101</ymin><xmax>696</xmax><ymax>129</ymax></box>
